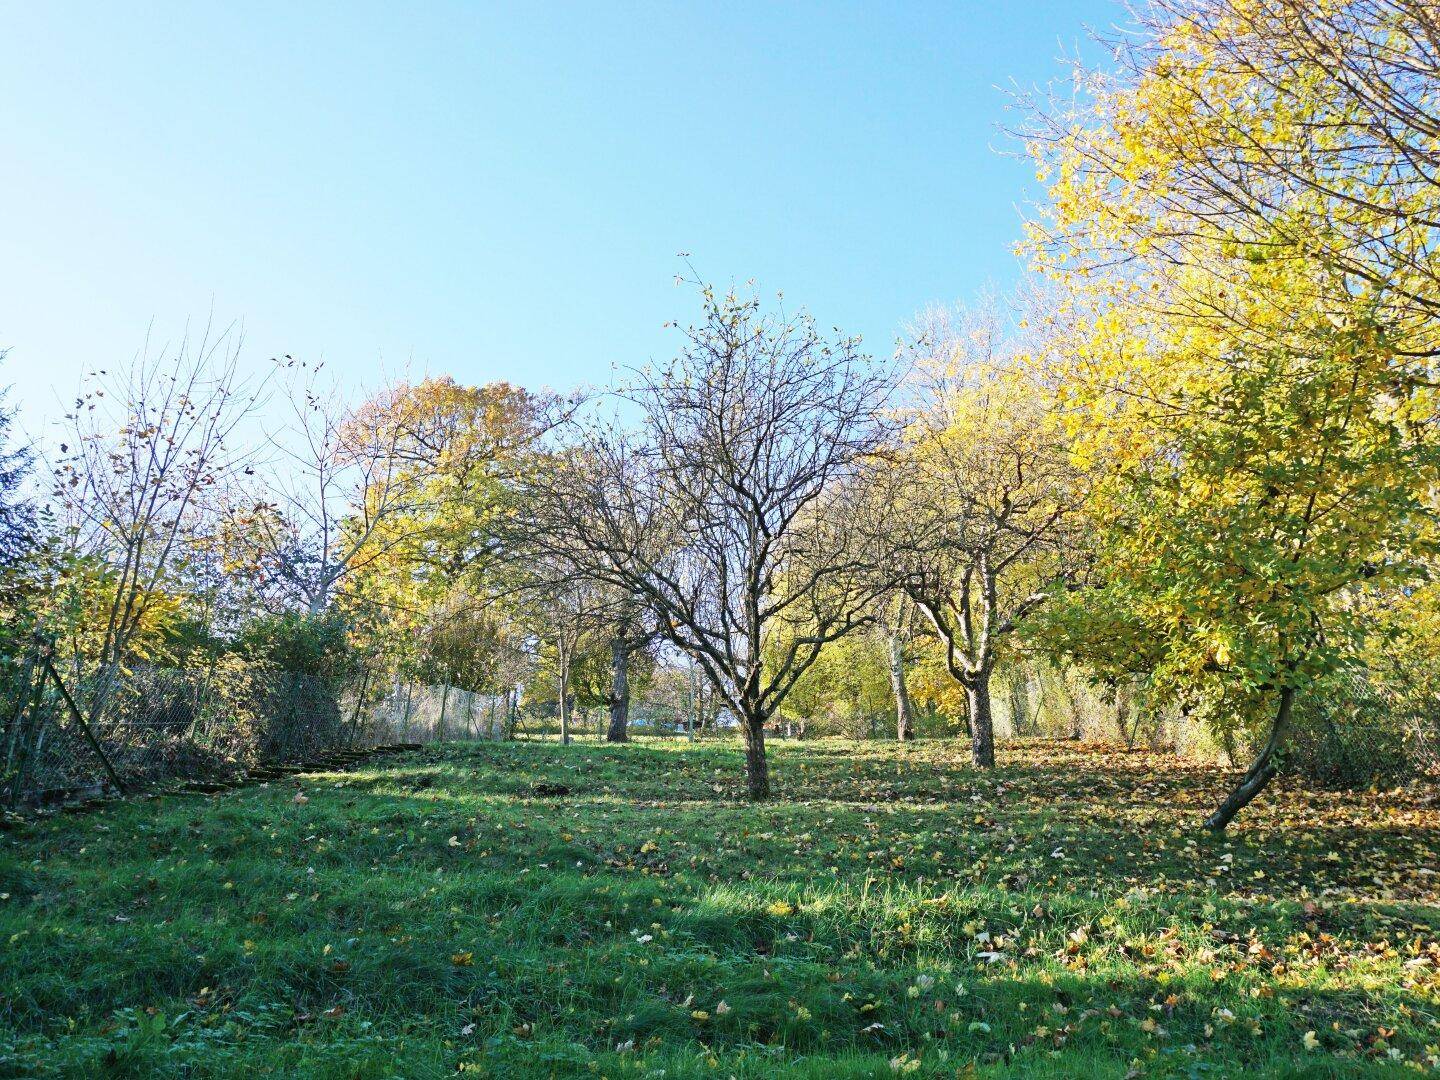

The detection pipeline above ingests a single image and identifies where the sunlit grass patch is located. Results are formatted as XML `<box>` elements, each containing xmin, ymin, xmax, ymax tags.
<box><xmin>1</xmin><ymin>738</ymin><xmax>1436</xmax><ymax>1076</ymax></box>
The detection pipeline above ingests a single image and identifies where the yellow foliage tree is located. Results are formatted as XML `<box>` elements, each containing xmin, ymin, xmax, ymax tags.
<box><xmin>1022</xmin><ymin>0</ymin><xmax>1440</xmax><ymax>827</ymax></box>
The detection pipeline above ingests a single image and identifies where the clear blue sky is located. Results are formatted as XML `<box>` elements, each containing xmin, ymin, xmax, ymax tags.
<box><xmin>1</xmin><ymin>1</ymin><xmax>1120</xmax><ymax>440</ymax></box>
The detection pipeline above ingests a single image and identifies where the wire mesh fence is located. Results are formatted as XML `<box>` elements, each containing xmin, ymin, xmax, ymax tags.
<box><xmin>1285</xmin><ymin>662</ymin><xmax>1440</xmax><ymax>786</ymax></box>
<box><xmin>356</xmin><ymin>682</ymin><xmax>512</xmax><ymax>745</ymax></box>
<box><xmin>0</xmin><ymin>634</ymin><xmax>526</xmax><ymax>807</ymax></box>
<box><xmin>1</xmin><ymin>643</ymin><xmax>366</xmax><ymax>807</ymax></box>
<box><xmin>990</xmin><ymin>657</ymin><xmax>1440</xmax><ymax>785</ymax></box>
<box><xmin>6</xmin><ymin>632</ymin><xmax>1434</xmax><ymax>807</ymax></box>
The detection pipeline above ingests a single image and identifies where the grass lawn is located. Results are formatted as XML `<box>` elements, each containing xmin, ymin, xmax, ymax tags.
<box><xmin>2</xmin><ymin>737</ymin><xmax>1438</xmax><ymax>1078</ymax></box>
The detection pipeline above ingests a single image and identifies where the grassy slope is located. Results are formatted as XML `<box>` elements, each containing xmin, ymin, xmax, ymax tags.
<box><xmin>1</xmin><ymin>737</ymin><xmax>1437</xmax><ymax>1078</ymax></box>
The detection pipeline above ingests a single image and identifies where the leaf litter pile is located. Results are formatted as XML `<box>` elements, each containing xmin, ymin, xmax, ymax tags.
<box><xmin>1</xmin><ymin>738</ymin><xmax>1437</xmax><ymax>1077</ymax></box>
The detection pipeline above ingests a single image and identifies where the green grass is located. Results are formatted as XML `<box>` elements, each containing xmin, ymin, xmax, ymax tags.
<box><xmin>2</xmin><ymin>736</ymin><xmax>1438</xmax><ymax>1077</ymax></box>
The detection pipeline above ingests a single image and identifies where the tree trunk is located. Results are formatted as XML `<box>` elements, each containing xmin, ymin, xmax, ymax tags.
<box><xmin>690</xmin><ymin>672</ymin><xmax>701</xmax><ymax>739</ymax></box>
<box><xmin>1007</xmin><ymin>673</ymin><xmax>1029</xmax><ymax>737</ymax></box>
<box><xmin>437</xmin><ymin>682</ymin><xmax>450</xmax><ymax>742</ymax></box>
<box><xmin>889</xmin><ymin>632</ymin><xmax>916</xmax><ymax>741</ymax></box>
<box><xmin>967</xmin><ymin>671</ymin><xmax>996</xmax><ymax>768</ymax></box>
<box><xmin>1204</xmin><ymin>687</ymin><xmax>1294</xmax><ymax>831</ymax></box>
<box><xmin>559</xmin><ymin>661</ymin><xmax>571</xmax><ymax>746</ymax></box>
<box><xmin>1048</xmin><ymin>665</ymin><xmax>1081</xmax><ymax>740</ymax></box>
<box><xmin>346</xmin><ymin>666</ymin><xmax>370</xmax><ymax>746</ymax></box>
<box><xmin>1219</xmin><ymin>720</ymin><xmax>1239</xmax><ymax>768</ymax></box>
<box><xmin>606</xmin><ymin>637</ymin><xmax>630</xmax><ymax>742</ymax></box>
<box><xmin>740</xmin><ymin>711</ymin><xmax>770</xmax><ymax>800</ymax></box>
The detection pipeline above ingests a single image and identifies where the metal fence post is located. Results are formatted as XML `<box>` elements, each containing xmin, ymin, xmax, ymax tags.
<box><xmin>38</xmin><ymin>644</ymin><xmax>127</xmax><ymax>796</ymax></box>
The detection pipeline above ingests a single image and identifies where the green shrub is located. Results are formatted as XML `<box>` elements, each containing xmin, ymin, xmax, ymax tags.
<box><xmin>232</xmin><ymin>610</ymin><xmax>354</xmax><ymax>681</ymax></box>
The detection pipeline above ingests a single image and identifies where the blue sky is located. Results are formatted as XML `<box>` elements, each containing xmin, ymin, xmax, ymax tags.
<box><xmin>1</xmin><ymin>1</ymin><xmax>1120</xmax><ymax>440</ymax></box>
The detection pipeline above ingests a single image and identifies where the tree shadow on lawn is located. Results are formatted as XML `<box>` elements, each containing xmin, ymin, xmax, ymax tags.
<box><xmin>353</xmin><ymin>737</ymin><xmax>1206</xmax><ymax>807</ymax></box>
<box><xmin>403</xmin><ymin>735</ymin><xmax>1438</xmax><ymax>816</ymax></box>
<box><xmin>5</xmin><ymin>739</ymin><xmax>1437</xmax><ymax>1077</ymax></box>
<box><xmin>328</xmin><ymin>739</ymin><xmax>1439</xmax><ymax>911</ymax></box>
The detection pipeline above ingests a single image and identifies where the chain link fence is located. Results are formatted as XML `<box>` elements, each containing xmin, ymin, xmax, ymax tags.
<box><xmin>8</xmin><ymin>637</ymin><xmax>1433</xmax><ymax>804</ymax></box>
<box><xmin>1285</xmin><ymin>662</ymin><xmax>1440</xmax><ymax>786</ymax></box>
<box><xmin>356</xmin><ymin>682</ymin><xmax>511</xmax><ymax>745</ymax></box>
<box><xmin>1</xmin><ymin>645</ymin><xmax>365</xmax><ymax>807</ymax></box>
<box><xmin>991</xmin><ymin>657</ymin><xmax>1440</xmax><ymax>785</ymax></box>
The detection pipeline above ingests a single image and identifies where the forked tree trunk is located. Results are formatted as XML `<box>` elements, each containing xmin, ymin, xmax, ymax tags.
<box><xmin>1113</xmin><ymin>685</ymin><xmax>1134</xmax><ymax>749</ymax></box>
<box><xmin>967</xmin><ymin>671</ymin><xmax>996</xmax><ymax>768</ymax></box>
<box><xmin>889</xmin><ymin>632</ymin><xmax>916</xmax><ymax>741</ymax></box>
<box><xmin>740</xmin><ymin>711</ymin><xmax>771</xmax><ymax>800</ymax></box>
<box><xmin>606</xmin><ymin>637</ymin><xmax>630</xmax><ymax>743</ymax></box>
<box><xmin>1204</xmin><ymin>687</ymin><xmax>1294</xmax><ymax>831</ymax></box>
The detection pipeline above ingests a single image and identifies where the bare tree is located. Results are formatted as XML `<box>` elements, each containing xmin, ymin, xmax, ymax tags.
<box><xmin>53</xmin><ymin>323</ymin><xmax>262</xmax><ymax>672</ymax></box>
<box><xmin>237</xmin><ymin>362</ymin><xmax>419</xmax><ymax>615</ymax></box>
<box><xmin>643</xmin><ymin>650</ymin><xmax>723</xmax><ymax>740</ymax></box>
<box><xmin>524</xmin><ymin>282</ymin><xmax>896</xmax><ymax>798</ymax></box>
<box><xmin>511</xmin><ymin>554</ymin><xmax>612</xmax><ymax>746</ymax></box>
